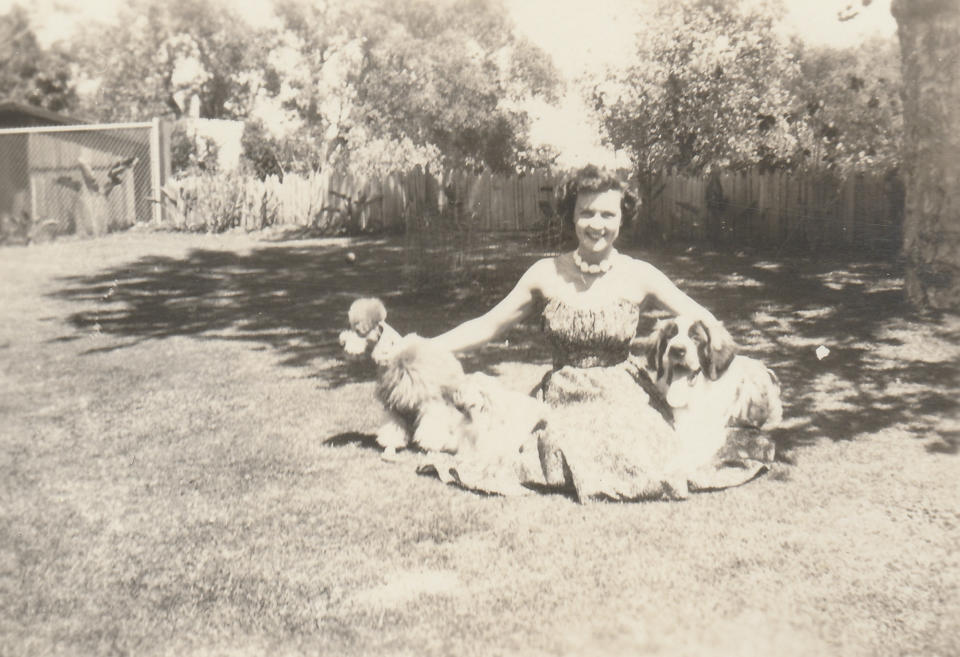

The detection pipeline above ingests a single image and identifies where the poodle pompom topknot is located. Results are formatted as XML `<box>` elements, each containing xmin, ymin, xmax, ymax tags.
<box><xmin>339</xmin><ymin>297</ymin><xmax>396</xmax><ymax>358</ymax></box>
<box><xmin>348</xmin><ymin>297</ymin><xmax>387</xmax><ymax>336</ymax></box>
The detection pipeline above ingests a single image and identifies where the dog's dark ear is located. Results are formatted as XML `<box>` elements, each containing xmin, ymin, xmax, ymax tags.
<box><xmin>696</xmin><ymin>320</ymin><xmax>737</xmax><ymax>380</ymax></box>
<box><xmin>691</xmin><ymin>321</ymin><xmax>712</xmax><ymax>375</ymax></box>
<box><xmin>644</xmin><ymin>333</ymin><xmax>661</xmax><ymax>375</ymax></box>
<box><xmin>649</xmin><ymin>319</ymin><xmax>678</xmax><ymax>380</ymax></box>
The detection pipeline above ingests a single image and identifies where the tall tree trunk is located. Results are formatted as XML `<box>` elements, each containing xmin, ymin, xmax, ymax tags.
<box><xmin>892</xmin><ymin>0</ymin><xmax>960</xmax><ymax>310</ymax></box>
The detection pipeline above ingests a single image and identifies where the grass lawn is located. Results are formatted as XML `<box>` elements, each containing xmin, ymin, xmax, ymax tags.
<box><xmin>1</xmin><ymin>230</ymin><xmax>958</xmax><ymax>657</ymax></box>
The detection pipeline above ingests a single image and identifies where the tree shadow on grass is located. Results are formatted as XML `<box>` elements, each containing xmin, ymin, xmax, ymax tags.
<box><xmin>324</xmin><ymin>432</ymin><xmax>381</xmax><ymax>451</ymax></box>
<box><xmin>49</xmin><ymin>235</ymin><xmax>554</xmax><ymax>388</ymax></box>
<box><xmin>641</xmin><ymin>247</ymin><xmax>960</xmax><ymax>458</ymax></box>
<box><xmin>50</xmin><ymin>236</ymin><xmax>959</xmax><ymax>455</ymax></box>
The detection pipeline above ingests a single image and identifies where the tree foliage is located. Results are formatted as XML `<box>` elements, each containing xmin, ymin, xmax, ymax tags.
<box><xmin>0</xmin><ymin>5</ymin><xmax>75</xmax><ymax>111</ymax></box>
<box><xmin>71</xmin><ymin>0</ymin><xmax>271</xmax><ymax>122</ymax></box>
<box><xmin>69</xmin><ymin>0</ymin><xmax>558</xmax><ymax>174</ymax></box>
<box><xmin>261</xmin><ymin>0</ymin><xmax>561</xmax><ymax>173</ymax></box>
<box><xmin>791</xmin><ymin>37</ymin><xmax>902</xmax><ymax>174</ymax></box>
<box><xmin>169</xmin><ymin>122</ymin><xmax>220</xmax><ymax>175</ymax></box>
<box><xmin>591</xmin><ymin>0</ymin><xmax>804</xmax><ymax>180</ymax></box>
<box><xmin>590</xmin><ymin>0</ymin><xmax>904</xmax><ymax>184</ymax></box>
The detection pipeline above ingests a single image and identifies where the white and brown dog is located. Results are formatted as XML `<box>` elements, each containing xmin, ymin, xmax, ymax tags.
<box><xmin>645</xmin><ymin>316</ymin><xmax>783</xmax><ymax>468</ymax></box>
<box><xmin>339</xmin><ymin>298</ymin><xmax>547</xmax><ymax>492</ymax></box>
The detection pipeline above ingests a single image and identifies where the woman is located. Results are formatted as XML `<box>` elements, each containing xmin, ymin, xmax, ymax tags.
<box><xmin>432</xmin><ymin>165</ymin><xmax>768</xmax><ymax>501</ymax></box>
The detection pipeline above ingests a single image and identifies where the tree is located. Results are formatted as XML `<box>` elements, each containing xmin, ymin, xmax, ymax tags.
<box><xmin>791</xmin><ymin>37</ymin><xmax>902</xmax><ymax>175</ymax></box>
<box><xmin>70</xmin><ymin>0</ymin><xmax>272</xmax><ymax>122</ymax></box>
<box><xmin>0</xmin><ymin>5</ymin><xmax>75</xmax><ymax>111</ymax></box>
<box><xmin>590</xmin><ymin>0</ymin><xmax>805</xmax><ymax>226</ymax></box>
<box><xmin>890</xmin><ymin>0</ymin><xmax>960</xmax><ymax>310</ymax></box>
<box><xmin>264</xmin><ymin>0</ymin><xmax>560</xmax><ymax>173</ymax></box>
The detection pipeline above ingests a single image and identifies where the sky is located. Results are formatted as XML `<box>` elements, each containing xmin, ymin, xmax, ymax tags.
<box><xmin>3</xmin><ymin>0</ymin><xmax>898</xmax><ymax>167</ymax></box>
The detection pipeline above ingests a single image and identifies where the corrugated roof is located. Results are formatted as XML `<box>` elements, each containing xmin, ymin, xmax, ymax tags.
<box><xmin>0</xmin><ymin>100</ymin><xmax>89</xmax><ymax>127</ymax></box>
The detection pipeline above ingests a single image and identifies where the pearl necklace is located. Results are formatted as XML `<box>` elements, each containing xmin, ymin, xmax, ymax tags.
<box><xmin>573</xmin><ymin>249</ymin><xmax>617</xmax><ymax>275</ymax></box>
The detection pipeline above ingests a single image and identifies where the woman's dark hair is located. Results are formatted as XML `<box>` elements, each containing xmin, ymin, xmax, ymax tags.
<box><xmin>559</xmin><ymin>164</ymin><xmax>637</xmax><ymax>231</ymax></box>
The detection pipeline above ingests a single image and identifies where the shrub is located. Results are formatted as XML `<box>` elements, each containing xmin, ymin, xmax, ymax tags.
<box><xmin>170</xmin><ymin>123</ymin><xmax>220</xmax><ymax>175</ymax></box>
<box><xmin>241</xmin><ymin>119</ymin><xmax>325</xmax><ymax>181</ymax></box>
<box><xmin>163</xmin><ymin>172</ymin><xmax>272</xmax><ymax>233</ymax></box>
<box><xmin>240</xmin><ymin>119</ymin><xmax>285</xmax><ymax>181</ymax></box>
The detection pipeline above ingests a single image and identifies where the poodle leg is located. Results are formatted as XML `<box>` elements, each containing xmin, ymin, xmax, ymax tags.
<box><xmin>412</xmin><ymin>401</ymin><xmax>464</xmax><ymax>454</ymax></box>
<box><xmin>381</xmin><ymin>446</ymin><xmax>400</xmax><ymax>462</ymax></box>
<box><xmin>376</xmin><ymin>414</ymin><xmax>411</xmax><ymax>461</ymax></box>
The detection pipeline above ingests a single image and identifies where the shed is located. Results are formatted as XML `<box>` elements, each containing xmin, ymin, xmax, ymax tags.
<box><xmin>0</xmin><ymin>102</ymin><xmax>154</xmax><ymax>239</ymax></box>
<box><xmin>0</xmin><ymin>101</ymin><xmax>88</xmax><ymax>129</ymax></box>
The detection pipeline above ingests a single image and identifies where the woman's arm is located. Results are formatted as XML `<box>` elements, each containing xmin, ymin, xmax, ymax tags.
<box><xmin>639</xmin><ymin>260</ymin><xmax>720</xmax><ymax>324</ymax></box>
<box><xmin>638</xmin><ymin>260</ymin><xmax>738</xmax><ymax>368</ymax></box>
<box><xmin>431</xmin><ymin>259</ymin><xmax>546</xmax><ymax>354</ymax></box>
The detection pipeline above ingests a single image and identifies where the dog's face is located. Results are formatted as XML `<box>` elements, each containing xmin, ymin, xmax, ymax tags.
<box><xmin>648</xmin><ymin>316</ymin><xmax>736</xmax><ymax>385</ymax></box>
<box><xmin>338</xmin><ymin>324</ymin><xmax>379</xmax><ymax>358</ymax></box>
<box><xmin>339</xmin><ymin>297</ymin><xmax>389</xmax><ymax>359</ymax></box>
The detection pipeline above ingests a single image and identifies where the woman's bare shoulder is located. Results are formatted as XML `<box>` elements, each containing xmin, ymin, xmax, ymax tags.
<box><xmin>619</xmin><ymin>253</ymin><xmax>665</xmax><ymax>277</ymax></box>
<box><xmin>612</xmin><ymin>253</ymin><xmax>669</xmax><ymax>303</ymax></box>
<box><xmin>523</xmin><ymin>255</ymin><xmax>562</xmax><ymax>282</ymax></box>
<box><xmin>518</xmin><ymin>255</ymin><xmax>568</xmax><ymax>300</ymax></box>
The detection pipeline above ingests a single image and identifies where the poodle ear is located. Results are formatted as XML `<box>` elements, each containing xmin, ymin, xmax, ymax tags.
<box><xmin>696</xmin><ymin>321</ymin><xmax>737</xmax><ymax>380</ymax></box>
<box><xmin>620</xmin><ymin>189</ymin><xmax>640</xmax><ymax>227</ymax></box>
<box><xmin>370</xmin><ymin>324</ymin><xmax>401</xmax><ymax>366</ymax></box>
<box><xmin>339</xmin><ymin>329</ymin><xmax>370</xmax><ymax>357</ymax></box>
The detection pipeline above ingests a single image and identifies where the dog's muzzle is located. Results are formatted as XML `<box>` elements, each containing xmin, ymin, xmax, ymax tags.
<box><xmin>340</xmin><ymin>322</ymin><xmax>385</xmax><ymax>359</ymax></box>
<box><xmin>665</xmin><ymin>368</ymin><xmax>701</xmax><ymax>408</ymax></box>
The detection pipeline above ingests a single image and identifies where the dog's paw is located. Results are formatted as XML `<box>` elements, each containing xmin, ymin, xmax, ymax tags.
<box><xmin>376</xmin><ymin>419</ymin><xmax>411</xmax><ymax>450</ymax></box>
<box><xmin>380</xmin><ymin>446</ymin><xmax>402</xmax><ymax>463</ymax></box>
<box><xmin>416</xmin><ymin>453</ymin><xmax>457</xmax><ymax>483</ymax></box>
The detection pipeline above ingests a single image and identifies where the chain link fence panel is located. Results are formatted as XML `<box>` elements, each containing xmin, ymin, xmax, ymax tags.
<box><xmin>0</xmin><ymin>122</ymin><xmax>160</xmax><ymax>244</ymax></box>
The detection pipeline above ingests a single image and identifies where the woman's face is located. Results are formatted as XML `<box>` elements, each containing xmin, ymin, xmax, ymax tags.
<box><xmin>574</xmin><ymin>189</ymin><xmax>622</xmax><ymax>256</ymax></box>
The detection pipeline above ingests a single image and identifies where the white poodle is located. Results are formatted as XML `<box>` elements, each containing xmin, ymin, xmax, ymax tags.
<box><xmin>339</xmin><ymin>298</ymin><xmax>547</xmax><ymax>494</ymax></box>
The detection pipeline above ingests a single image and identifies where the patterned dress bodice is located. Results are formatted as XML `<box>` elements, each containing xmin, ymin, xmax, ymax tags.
<box><xmin>541</xmin><ymin>296</ymin><xmax>641</xmax><ymax>369</ymax></box>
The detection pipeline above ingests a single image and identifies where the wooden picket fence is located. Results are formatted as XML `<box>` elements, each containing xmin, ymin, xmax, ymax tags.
<box><xmin>296</xmin><ymin>167</ymin><xmax>902</xmax><ymax>254</ymax></box>
<box><xmin>160</xmin><ymin>166</ymin><xmax>903</xmax><ymax>254</ymax></box>
<box><xmin>270</xmin><ymin>167</ymin><xmax>561</xmax><ymax>234</ymax></box>
<box><xmin>646</xmin><ymin>169</ymin><xmax>904</xmax><ymax>253</ymax></box>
